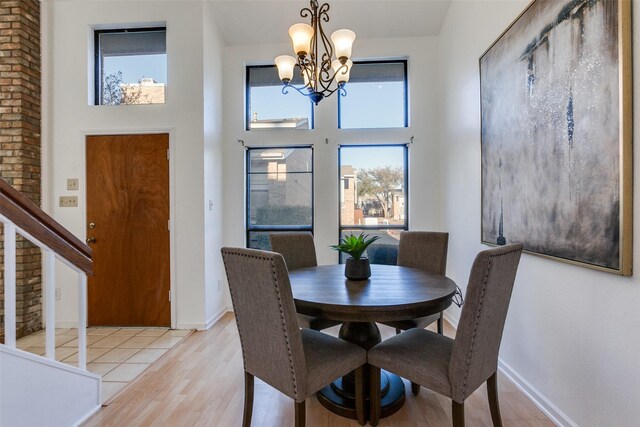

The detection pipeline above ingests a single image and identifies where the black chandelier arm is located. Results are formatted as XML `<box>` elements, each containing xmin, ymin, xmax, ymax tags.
<box><xmin>296</xmin><ymin>56</ymin><xmax>315</xmax><ymax>91</ymax></box>
<box><xmin>319</xmin><ymin>82</ymin><xmax>347</xmax><ymax>98</ymax></box>
<box><xmin>281</xmin><ymin>81</ymin><xmax>346</xmax><ymax>100</ymax></box>
<box><xmin>315</xmin><ymin>61</ymin><xmax>348</xmax><ymax>93</ymax></box>
<box><xmin>300</xmin><ymin>7</ymin><xmax>313</xmax><ymax>18</ymax></box>
<box><xmin>281</xmin><ymin>82</ymin><xmax>314</xmax><ymax>97</ymax></box>
<box><xmin>318</xmin><ymin>2</ymin><xmax>330</xmax><ymax>22</ymax></box>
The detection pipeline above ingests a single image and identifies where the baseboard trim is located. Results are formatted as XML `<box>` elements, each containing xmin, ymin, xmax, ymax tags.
<box><xmin>176</xmin><ymin>308</ymin><xmax>230</xmax><ymax>331</ymax></box>
<box><xmin>203</xmin><ymin>307</ymin><xmax>230</xmax><ymax>330</ymax></box>
<box><xmin>56</xmin><ymin>322</ymin><xmax>81</xmax><ymax>329</ymax></box>
<box><xmin>497</xmin><ymin>359</ymin><xmax>577</xmax><ymax>427</ymax></box>
<box><xmin>72</xmin><ymin>404</ymin><xmax>102</xmax><ymax>427</ymax></box>
<box><xmin>443</xmin><ymin>311</ymin><xmax>576</xmax><ymax>427</ymax></box>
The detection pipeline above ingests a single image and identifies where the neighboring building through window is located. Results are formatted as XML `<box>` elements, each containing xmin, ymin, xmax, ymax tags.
<box><xmin>338</xmin><ymin>145</ymin><xmax>408</xmax><ymax>263</ymax></box>
<box><xmin>338</xmin><ymin>60</ymin><xmax>408</xmax><ymax>129</ymax></box>
<box><xmin>246</xmin><ymin>65</ymin><xmax>314</xmax><ymax>130</ymax></box>
<box><xmin>246</xmin><ymin>146</ymin><xmax>314</xmax><ymax>249</ymax></box>
<box><xmin>95</xmin><ymin>27</ymin><xmax>167</xmax><ymax>105</ymax></box>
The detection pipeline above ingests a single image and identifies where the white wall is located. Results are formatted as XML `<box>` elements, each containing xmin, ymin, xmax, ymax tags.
<box><xmin>41</xmin><ymin>0</ymin><xmax>225</xmax><ymax>329</ymax></box>
<box><xmin>220</xmin><ymin>36</ymin><xmax>443</xmax><ymax>266</ymax></box>
<box><xmin>203</xmin><ymin>2</ymin><xmax>228</xmax><ymax>326</ymax></box>
<box><xmin>438</xmin><ymin>1</ymin><xmax>640</xmax><ymax>426</ymax></box>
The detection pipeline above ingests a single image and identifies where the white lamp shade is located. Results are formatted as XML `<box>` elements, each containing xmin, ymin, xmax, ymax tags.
<box><xmin>289</xmin><ymin>23</ymin><xmax>314</xmax><ymax>56</ymax></box>
<box><xmin>274</xmin><ymin>55</ymin><xmax>297</xmax><ymax>82</ymax></box>
<box><xmin>332</xmin><ymin>59</ymin><xmax>352</xmax><ymax>83</ymax></box>
<box><xmin>331</xmin><ymin>29</ymin><xmax>356</xmax><ymax>60</ymax></box>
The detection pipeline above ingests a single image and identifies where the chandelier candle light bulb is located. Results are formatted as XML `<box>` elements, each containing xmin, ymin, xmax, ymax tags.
<box><xmin>274</xmin><ymin>0</ymin><xmax>356</xmax><ymax>105</ymax></box>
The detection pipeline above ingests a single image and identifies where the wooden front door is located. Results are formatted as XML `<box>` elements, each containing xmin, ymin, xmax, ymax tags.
<box><xmin>86</xmin><ymin>134</ymin><xmax>170</xmax><ymax>326</ymax></box>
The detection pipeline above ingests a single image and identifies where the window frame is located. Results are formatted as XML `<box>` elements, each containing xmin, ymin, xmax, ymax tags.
<box><xmin>337</xmin><ymin>144</ymin><xmax>409</xmax><ymax>261</ymax></box>
<box><xmin>245</xmin><ymin>145</ymin><xmax>315</xmax><ymax>248</ymax></box>
<box><xmin>245</xmin><ymin>65</ymin><xmax>315</xmax><ymax>131</ymax></box>
<box><xmin>94</xmin><ymin>26</ymin><xmax>167</xmax><ymax>106</ymax></box>
<box><xmin>337</xmin><ymin>59</ymin><xmax>409</xmax><ymax>129</ymax></box>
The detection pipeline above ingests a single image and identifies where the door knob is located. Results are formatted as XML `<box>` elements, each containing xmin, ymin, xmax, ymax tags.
<box><xmin>86</xmin><ymin>237</ymin><xmax>96</xmax><ymax>244</ymax></box>
<box><xmin>89</xmin><ymin>222</ymin><xmax>96</xmax><ymax>229</ymax></box>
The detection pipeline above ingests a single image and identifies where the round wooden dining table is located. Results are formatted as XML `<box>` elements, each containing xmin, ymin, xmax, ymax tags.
<box><xmin>289</xmin><ymin>263</ymin><xmax>458</xmax><ymax>422</ymax></box>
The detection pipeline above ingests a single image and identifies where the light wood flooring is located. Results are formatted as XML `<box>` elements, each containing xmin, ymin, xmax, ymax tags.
<box><xmin>85</xmin><ymin>313</ymin><xmax>555</xmax><ymax>426</ymax></box>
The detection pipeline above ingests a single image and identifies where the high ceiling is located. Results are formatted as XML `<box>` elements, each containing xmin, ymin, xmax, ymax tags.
<box><xmin>209</xmin><ymin>0</ymin><xmax>452</xmax><ymax>46</ymax></box>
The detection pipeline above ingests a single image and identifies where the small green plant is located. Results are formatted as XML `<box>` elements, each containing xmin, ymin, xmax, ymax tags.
<box><xmin>331</xmin><ymin>233</ymin><xmax>380</xmax><ymax>260</ymax></box>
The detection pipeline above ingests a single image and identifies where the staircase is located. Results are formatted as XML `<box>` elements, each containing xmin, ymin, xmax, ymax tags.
<box><xmin>0</xmin><ymin>180</ymin><xmax>101</xmax><ymax>426</ymax></box>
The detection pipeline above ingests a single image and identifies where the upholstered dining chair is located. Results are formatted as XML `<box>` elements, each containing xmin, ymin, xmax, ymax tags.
<box><xmin>380</xmin><ymin>231</ymin><xmax>449</xmax><ymax>395</ymax></box>
<box><xmin>221</xmin><ymin>247</ymin><xmax>366</xmax><ymax>427</ymax></box>
<box><xmin>269</xmin><ymin>232</ymin><xmax>341</xmax><ymax>331</ymax></box>
<box><xmin>368</xmin><ymin>244</ymin><xmax>523</xmax><ymax>427</ymax></box>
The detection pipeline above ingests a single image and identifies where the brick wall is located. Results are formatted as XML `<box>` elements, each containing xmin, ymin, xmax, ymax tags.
<box><xmin>0</xmin><ymin>0</ymin><xmax>42</xmax><ymax>342</ymax></box>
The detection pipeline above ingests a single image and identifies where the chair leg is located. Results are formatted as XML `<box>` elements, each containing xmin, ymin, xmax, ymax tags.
<box><xmin>411</xmin><ymin>382</ymin><xmax>421</xmax><ymax>395</ymax></box>
<box><xmin>437</xmin><ymin>312</ymin><xmax>444</xmax><ymax>334</ymax></box>
<box><xmin>242</xmin><ymin>371</ymin><xmax>254</xmax><ymax>427</ymax></box>
<box><xmin>369</xmin><ymin>365</ymin><xmax>381</xmax><ymax>426</ymax></box>
<box><xmin>294</xmin><ymin>400</ymin><xmax>306</xmax><ymax>427</ymax></box>
<box><xmin>487</xmin><ymin>372</ymin><xmax>503</xmax><ymax>427</ymax></box>
<box><xmin>395</xmin><ymin>328</ymin><xmax>401</xmax><ymax>335</ymax></box>
<box><xmin>354</xmin><ymin>366</ymin><xmax>365</xmax><ymax>426</ymax></box>
<box><xmin>452</xmin><ymin>400</ymin><xmax>465</xmax><ymax>427</ymax></box>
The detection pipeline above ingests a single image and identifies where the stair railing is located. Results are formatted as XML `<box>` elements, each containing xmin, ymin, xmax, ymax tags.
<box><xmin>1</xmin><ymin>180</ymin><xmax>92</xmax><ymax>370</ymax></box>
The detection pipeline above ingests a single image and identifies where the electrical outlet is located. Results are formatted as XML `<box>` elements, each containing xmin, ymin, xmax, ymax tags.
<box><xmin>67</xmin><ymin>178</ymin><xmax>79</xmax><ymax>191</ymax></box>
<box><xmin>59</xmin><ymin>196</ymin><xmax>78</xmax><ymax>207</ymax></box>
<box><xmin>55</xmin><ymin>288</ymin><xmax>61</xmax><ymax>300</ymax></box>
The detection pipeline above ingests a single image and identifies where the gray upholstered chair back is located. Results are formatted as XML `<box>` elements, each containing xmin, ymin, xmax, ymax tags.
<box><xmin>397</xmin><ymin>231</ymin><xmax>449</xmax><ymax>275</ymax></box>
<box><xmin>449</xmin><ymin>244</ymin><xmax>523</xmax><ymax>403</ymax></box>
<box><xmin>367</xmin><ymin>243</ymin><xmax>399</xmax><ymax>265</ymax></box>
<box><xmin>269</xmin><ymin>232</ymin><xmax>318</xmax><ymax>271</ymax></box>
<box><xmin>221</xmin><ymin>247</ymin><xmax>307</xmax><ymax>401</ymax></box>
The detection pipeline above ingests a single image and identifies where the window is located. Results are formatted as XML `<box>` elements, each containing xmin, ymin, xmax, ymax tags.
<box><xmin>246</xmin><ymin>65</ymin><xmax>314</xmax><ymax>130</ymax></box>
<box><xmin>95</xmin><ymin>27</ymin><xmax>167</xmax><ymax>105</ymax></box>
<box><xmin>338</xmin><ymin>60</ymin><xmax>408</xmax><ymax>129</ymax></box>
<box><xmin>246</xmin><ymin>146</ymin><xmax>314</xmax><ymax>249</ymax></box>
<box><xmin>338</xmin><ymin>145</ymin><xmax>408</xmax><ymax>263</ymax></box>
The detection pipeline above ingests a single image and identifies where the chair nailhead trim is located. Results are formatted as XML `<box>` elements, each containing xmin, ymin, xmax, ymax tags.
<box><xmin>460</xmin><ymin>257</ymin><xmax>492</xmax><ymax>400</ymax></box>
<box><xmin>269</xmin><ymin>257</ymin><xmax>300</xmax><ymax>400</ymax></box>
<box><xmin>459</xmin><ymin>248</ymin><xmax>520</xmax><ymax>399</ymax></box>
<box><xmin>221</xmin><ymin>249</ymin><xmax>300</xmax><ymax>400</ymax></box>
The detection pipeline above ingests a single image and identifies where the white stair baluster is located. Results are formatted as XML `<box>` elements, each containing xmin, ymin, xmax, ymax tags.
<box><xmin>77</xmin><ymin>273</ymin><xmax>88</xmax><ymax>370</ymax></box>
<box><xmin>44</xmin><ymin>249</ymin><xmax>56</xmax><ymax>361</ymax></box>
<box><xmin>4</xmin><ymin>222</ymin><xmax>17</xmax><ymax>348</ymax></box>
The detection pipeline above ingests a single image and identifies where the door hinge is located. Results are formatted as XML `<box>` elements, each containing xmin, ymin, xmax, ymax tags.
<box><xmin>169</xmin><ymin>290</ymin><xmax>173</xmax><ymax>301</ymax></box>
<box><xmin>168</xmin><ymin>220</ymin><xmax>171</xmax><ymax>230</ymax></box>
<box><xmin>167</xmin><ymin>149</ymin><xmax>170</xmax><ymax>160</ymax></box>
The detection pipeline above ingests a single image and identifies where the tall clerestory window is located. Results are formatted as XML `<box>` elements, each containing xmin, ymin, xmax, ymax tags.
<box><xmin>94</xmin><ymin>27</ymin><xmax>167</xmax><ymax>105</ymax></box>
<box><xmin>246</xmin><ymin>146</ymin><xmax>314</xmax><ymax>249</ymax></box>
<box><xmin>338</xmin><ymin>145</ymin><xmax>408</xmax><ymax>263</ymax></box>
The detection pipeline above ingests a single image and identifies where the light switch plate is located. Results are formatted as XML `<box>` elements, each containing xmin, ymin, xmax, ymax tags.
<box><xmin>67</xmin><ymin>178</ymin><xmax>79</xmax><ymax>191</ymax></box>
<box><xmin>59</xmin><ymin>196</ymin><xmax>78</xmax><ymax>207</ymax></box>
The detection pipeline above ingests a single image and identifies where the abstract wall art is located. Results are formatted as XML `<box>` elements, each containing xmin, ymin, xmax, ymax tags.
<box><xmin>480</xmin><ymin>0</ymin><xmax>632</xmax><ymax>275</ymax></box>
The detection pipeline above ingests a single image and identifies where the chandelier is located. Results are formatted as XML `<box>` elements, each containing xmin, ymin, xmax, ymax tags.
<box><xmin>274</xmin><ymin>0</ymin><xmax>356</xmax><ymax>105</ymax></box>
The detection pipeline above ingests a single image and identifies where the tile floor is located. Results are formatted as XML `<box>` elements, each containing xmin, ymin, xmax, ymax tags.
<box><xmin>16</xmin><ymin>326</ymin><xmax>192</xmax><ymax>404</ymax></box>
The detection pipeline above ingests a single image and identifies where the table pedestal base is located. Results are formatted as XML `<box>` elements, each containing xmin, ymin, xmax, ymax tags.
<box><xmin>317</xmin><ymin>369</ymin><xmax>405</xmax><ymax>420</ymax></box>
<box><xmin>316</xmin><ymin>321</ymin><xmax>405</xmax><ymax>421</ymax></box>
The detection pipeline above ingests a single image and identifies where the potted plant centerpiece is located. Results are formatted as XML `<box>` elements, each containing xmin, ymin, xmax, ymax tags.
<box><xmin>331</xmin><ymin>233</ymin><xmax>380</xmax><ymax>280</ymax></box>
